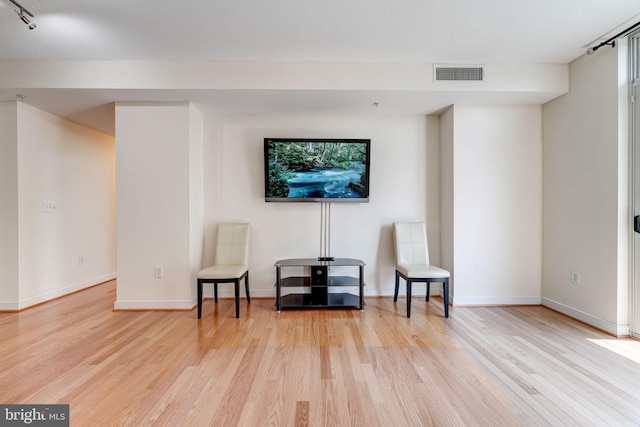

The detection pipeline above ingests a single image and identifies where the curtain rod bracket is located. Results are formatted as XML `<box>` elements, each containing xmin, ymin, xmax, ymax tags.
<box><xmin>587</xmin><ymin>21</ymin><xmax>639</xmax><ymax>55</ymax></box>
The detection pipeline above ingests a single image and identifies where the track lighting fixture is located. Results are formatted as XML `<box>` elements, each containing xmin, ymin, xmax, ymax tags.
<box><xmin>586</xmin><ymin>20</ymin><xmax>640</xmax><ymax>55</ymax></box>
<box><xmin>8</xmin><ymin>0</ymin><xmax>36</xmax><ymax>30</ymax></box>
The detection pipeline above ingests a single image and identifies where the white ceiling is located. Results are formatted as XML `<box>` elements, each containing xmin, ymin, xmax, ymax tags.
<box><xmin>2</xmin><ymin>0</ymin><xmax>640</xmax><ymax>63</ymax></box>
<box><xmin>1</xmin><ymin>0</ymin><xmax>640</xmax><ymax>134</ymax></box>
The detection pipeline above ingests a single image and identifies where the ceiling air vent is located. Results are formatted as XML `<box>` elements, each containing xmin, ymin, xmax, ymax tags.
<box><xmin>434</xmin><ymin>65</ymin><xmax>484</xmax><ymax>81</ymax></box>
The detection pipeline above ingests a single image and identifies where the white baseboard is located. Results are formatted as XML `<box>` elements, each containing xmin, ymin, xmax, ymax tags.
<box><xmin>0</xmin><ymin>287</ymin><xmax>424</xmax><ymax>310</ymax></box>
<box><xmin>11</xmin><ymin>279</ymin><xmax>627</xmax><ymax>337</ymax></box>
<box><xmin>113</xmin><ymin>299</ymin><xmax>195</xmax><ymax>310</ymax></box>
<box><xmin>0</xmin><ymin>273</ymin><xmax>116</xmax><ymax>311</ymax></box>
<box><xmin>365</xmin><ymin>286</ymin><xmax>445</xmax><ymax>297</ymax></box>
<box><xmin>542</xmin><ymin>298</ymin><xmax>630</xmax><ymax>337</ymax></box>
<box><xmin>453</xmin><ymin>296</ymin><xmax>542</xmax><ymax>306</ymax></box>
<box><xmin>0</xmin><ymin>301</ymin><xmax>19</xmax><ymax>310</ymax></box>
<box><xmin>204</xmin><ymin>287</ymin><xmax>444</xmax><ymax>299</ymax></box>
<box><xmin>201</xmin><ymin>288</ymin><xmax>261</xmax><ymax>298</ymax></box>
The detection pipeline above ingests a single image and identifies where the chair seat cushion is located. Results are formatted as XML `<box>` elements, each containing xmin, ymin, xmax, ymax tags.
<box><xmin>397</xmin><ymin>264</ymin><xmax>450</xmax><ymax>279</ymax></box>
<box><xmin>197</xmin><ymin>265</ymin><xmax>247</xmax><ymax>280</ymax></box>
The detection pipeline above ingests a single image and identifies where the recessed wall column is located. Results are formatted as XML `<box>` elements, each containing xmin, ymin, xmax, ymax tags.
<box><xmin>115</xmin><ymin>103</ymin><xmax>203</xmax><ymax>309</ymax></box>
<box><xmin>440</xmin><ymin>105</ymin><xmax>543</xmax><ymax>306</ymax></box>
<box><xmin>0</xmin><ymin>102</ymin><xmax>19</xmax><ymax>308</ymax></box>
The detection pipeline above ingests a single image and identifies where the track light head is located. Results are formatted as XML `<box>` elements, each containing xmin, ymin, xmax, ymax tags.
<box><xmin>9</xmin><ymin>0</ymin><xmax>36</xmax><ymax>30</ymax></box>
<box><xmin>17</xmin><ymin>10</ymin><xmax>35</xmax><ymax>29</ymax></box>
<box><xmin>16</xmin><ymin>10</ymin><xmax>36</xmax><ymax>29</ymax></box>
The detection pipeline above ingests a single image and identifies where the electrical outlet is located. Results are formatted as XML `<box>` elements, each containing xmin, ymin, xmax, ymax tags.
<box><xmin>43</xmin><ymin>202</ymin><xmax>57</xmax><ymax>213</ymax></box>
<box><xmin>154</xmin><ymin>266</ymin><xmax>163</xmax><ymax>279</ymax></box>
<box><xmin>570</xmin><ymin>271</ymin><xmax>580</xmax><ymax>284</ymax></box>
<box><xmin>78</xmin><ymin>256</ymin><xmax>85</xmax><ymax>265</ymax></box>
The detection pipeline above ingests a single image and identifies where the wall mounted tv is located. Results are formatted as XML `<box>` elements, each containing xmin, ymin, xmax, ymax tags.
<box><xmin>264</xmin><ymin>138</ymin><xmax>371</xmax><ymax>202</ymax></box>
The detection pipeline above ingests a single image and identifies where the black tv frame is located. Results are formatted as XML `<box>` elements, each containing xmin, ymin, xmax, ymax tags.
<box><xmin>264</xmin><ymin>138</ymin><xmax>371</xmax><ymax>203</ymax></box>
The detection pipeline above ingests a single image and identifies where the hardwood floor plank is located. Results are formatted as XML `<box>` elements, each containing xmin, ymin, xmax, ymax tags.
<box><xmin>448</xmin><ymin>305</ymin><xmax>640</xmax><ymax>426</ymax></box>
<box><xmin>512</xmin><ymin>335</ymin><xmax>640</xmax><ymax>420</ymax></box>
<box><xmin>2</xmin><ymin>282</ymin><xmax>640</xmax><ymax>426</ymax></box>
<box><xmin>448</xmin><ymin>335</ymin><xmax>557</xmax><ymax>426</ymax></box>
<box><xmin>295</xmin><ymin>400</ymin><xmax>309</xmax><ymax>427</ymax></box>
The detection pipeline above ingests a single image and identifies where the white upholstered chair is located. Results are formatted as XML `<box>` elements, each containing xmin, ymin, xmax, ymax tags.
<box><xmin>393</xmin><ymin>222</ymin><xmax>450</xmax><ymax>318</ymax></box>
<box><xmin>197</xmin><ymin>223</ymin><xmax>250</xmax><ymax>319</ymax></box>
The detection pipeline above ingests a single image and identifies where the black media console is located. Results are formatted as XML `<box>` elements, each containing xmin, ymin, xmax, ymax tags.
<box><xmin>274</xmin><ymin>258</ymin><xmax>365</xmax><ymax>311</ymax></box>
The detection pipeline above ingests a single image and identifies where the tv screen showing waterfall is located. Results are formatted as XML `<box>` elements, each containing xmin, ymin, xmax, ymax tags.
<box><xmin>264</xmin><ymin>138</ymin><xmax>371</xmax><ymax>202</ymax></box>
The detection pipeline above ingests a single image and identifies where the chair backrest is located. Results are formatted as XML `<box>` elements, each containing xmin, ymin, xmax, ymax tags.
<box><xmin>393</xmin><ymin>222</ymin><xmax>430</xmax><ymax>265</ymax></box>
<box><xmin>214</xmin><ymin>223</ymin><xmax>250</xmax><ymax>266</ymax></box>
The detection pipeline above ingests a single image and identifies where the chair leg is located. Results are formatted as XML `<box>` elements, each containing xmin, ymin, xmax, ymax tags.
<box><xmin>214</xmin><ymin>282</ymin><xmax>218</xmax><ymax>303</ymax></box>
<box><xmin>245</xmin><ymin>271</ymin><xmax>251</xmax><ymax>303</ymax></box>
<box><xmin>406</xmin><ymin>279</ymin><xmax>412</xmax><ymax>318</ymax></box>
<box><xmin>394</xmin><ymin>271</ymin><xmax>400</xmax><ymax>302</ymax></box>
<box><xmin>234</xmin><ymin>279</ymin><xmax>240</xmax><ymax>318</ymax></box>
<box><xmin>425</xmin><ymin>282</ymin><xmax>430</xmax><ymax>301</ymax></box>
<box><xmin>197</xmin><ymin>279</ymin><xmax>203</xmax><ymax>319</ymax></box>
<box><xmin>443</xmin><ymin>278</ymin><xmax>449</xmax><ymax>318</ymax></box>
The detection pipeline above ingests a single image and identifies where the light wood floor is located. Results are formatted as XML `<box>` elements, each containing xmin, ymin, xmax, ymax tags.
<box><xmin>1</xmin><ymin>280</ymin><xmax>639</xmax><ymax>426</ymax></box>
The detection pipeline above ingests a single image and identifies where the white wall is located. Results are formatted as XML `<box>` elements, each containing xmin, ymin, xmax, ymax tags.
<box><xmin>443</xmin><ymin>105</ymin><xmax>543</xmax><ymax>305</ymax></box>
<box><xmin>0</xmin><ymin>102</ymin><xmax>19</xmax><ymax>305</ymax></box>
<box><xmin>115</xmin><ymin>103</ymin><xmax>204</xmax><ymax>308</ymax></box>
<box><xmin>440</xmin><ymin>107</ymin><xmax>454</xmax><ymax>294</ymax></box>
<box><xmin>203</xmin><ymin>115</ymin><xmax>440</xmax><ymax>296</ymax></box>
<box><xmin>542</xmin><ymin>45</ymin><xmax>629</xmax><ymax>335</ymax></box>
<box><xmin>189</xmin><ymin>107</ymin><xmax>204</xmax><ymax>303</ymax></box>
<box><xmin>11</xmin><ymin>103</ymin><xmax>115</xmax><ymax>308</ymax></box>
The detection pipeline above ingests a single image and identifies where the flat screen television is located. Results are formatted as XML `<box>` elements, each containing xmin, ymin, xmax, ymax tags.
<box><xmin>264</xmin><ymin>138</ymin><xmax>371</xmax><ymax>202</ymax></box>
